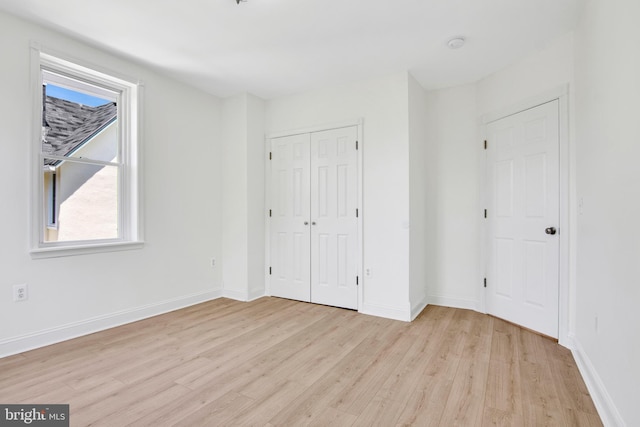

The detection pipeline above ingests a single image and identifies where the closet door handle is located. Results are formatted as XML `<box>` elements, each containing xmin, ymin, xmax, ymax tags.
<box><xmin>312</xmin><ymin>222</ymin><xmax>317</xmax><ymax>226</ymax></box>
<box><xmin>304</xmin><ymin>221</ymin><xmax>309</xmax><ymax>225</ymax></box>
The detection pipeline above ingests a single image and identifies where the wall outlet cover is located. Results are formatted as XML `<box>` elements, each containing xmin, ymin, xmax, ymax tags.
<box><xmin>13</xmin><ymin>284</ymin><xmax>28</xmax><ymax>302</ymax></box>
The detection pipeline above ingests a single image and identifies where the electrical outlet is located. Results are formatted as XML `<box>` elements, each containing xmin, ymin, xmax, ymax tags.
<box><xmin>211</xmin><ymin>258</ymin><xmax>216</xmax><ymax>268</ymax></box>
<box><xmin>13</xmin><ymin>284</ymin><xmax>28</xmax><ymax>302</ymax></box>
<box><xmin>365</xmin><ymin>268</ymin><xmax>372</xmax><ymax>277</ymax></box>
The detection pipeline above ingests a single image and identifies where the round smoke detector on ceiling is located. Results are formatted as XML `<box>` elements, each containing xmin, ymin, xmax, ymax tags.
<box><xmin>447</xmin><ymin>37</ymin><xmax>466</xmax><ymax>49</ymax></box>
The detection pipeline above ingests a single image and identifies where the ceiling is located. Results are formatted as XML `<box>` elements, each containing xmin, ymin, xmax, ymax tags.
<box><xmin>0</xmin><ymin>0</ymin><xmax>582</xmax><ymax>99</ymax></box>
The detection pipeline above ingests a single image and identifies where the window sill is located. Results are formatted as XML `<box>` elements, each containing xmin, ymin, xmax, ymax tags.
<box><xmin>30</xmin><ymin>240</ymin><xmax>144</xmax><ymax>259</ymax></box>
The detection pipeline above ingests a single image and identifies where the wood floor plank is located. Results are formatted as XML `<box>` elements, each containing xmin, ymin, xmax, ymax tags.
<box><xmin>245</xmin><ymin>312</ymin><xmax>370</xmax><ymax>394</ymax></box>
<box><xmin>518</xmin><ymin>330</ymin><xmax>566</xmax><ymax>426</ymax></box>
<box><xmin>559</xmin><ymin>408</ymin><xmax>605</xmax><ymax>427</ymax></box>
<box><xmin>73</xmin><ymin>380</ymin><xmax>192</xmax><ymax>426</ymax></box>
<box><xmin>351</xmin><ymin>311</ymin><xmax>461</xmax><ymax>426</ymax></box>
<box><xmin>175</xmin><ymin>310</ymin><xmax>335</xmax><ymax>394</ymax></box>
<box><xmin>267</xmin><ymin>322</ymin><xmax>410</xmax><ymax>425</ymax></box>
<box><xmin>196</xmin><ymin>303</ymin><xmax>331</xmax><ymax>379</ymax></box>
<box><xmin>434</xmin><ymin>310</ymin><xmax>493</xmax><ymax>426</ymax></box>
<box><xmin>438</xmin><ymin>357</ymin><xmax>490</xmax><ymax>426</ymax></box>
<box><xmin>0</xmin><ymin>353</ymin><xmax>28</xmax><ymax>370</ymax></box>
<box><xmin>393</xmin><ymin>308</ymin><xmax>466</xmax><ymax>426</ymax></box>
<box><xmin>542</xmin><ymin>336</ymin><xmax>601</xmax><ymax>420</ymax></box>
<box><xmin>326</xmin><ymin>319</ymin><xmax>412</xmax><ymax>416</ymax></box>
<box><xmin>229</xmin><ymin>380</ymin><xmax>307</xmax><ymax>426</ymax></box>
<box><xmin>169</xmin><ymin>390</ymin><xmax>255</xmax><ymax>427</ymax></box>
<box><xmin>481</xmin><ymin>407</ymin><xmax>525</xmax><ymax>427</ymax></box>
<box><xmin>0</xmin><ymin>298</ymin><xmax>602</xmax><ymax>426</ymax></box>
<box><xmin>131</xmin><ymin>380</ymin><xmax>254</xmax><ymax>426</ymax></box>
<box><xmin>63</xmin><ymin>377</ymin><xmax>129</xmax><ymax>412</ymax></box>
<box><xmin>482</xmin><ymin>317</ymin><xmax>524</xmax><ymax>424</ymax></box>
<box><xmin>307</xmin><ymin>407</ymin><xmax>357</xmax><ymax>427</ymax></box>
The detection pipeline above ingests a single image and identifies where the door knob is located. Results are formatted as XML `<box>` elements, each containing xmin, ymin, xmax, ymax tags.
<box><xmin>545</xmin><ymin>227</ymin><xmax>557</xmax><ymax>235</ymax></box>
<box><xmin>312</xmin><ymin>222</ymin><xmax>317</xmax><ymax>226</ymax></box>
<box><xmin>304</xmin><ymin>221</ymin><xmax>309</xmax><ymax>225</ymax></box>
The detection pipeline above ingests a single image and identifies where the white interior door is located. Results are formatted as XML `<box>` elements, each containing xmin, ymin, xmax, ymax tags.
<box><xmin>269</xmin><ymin>126</ymin><xmax>359</xmax><ymax>310</ymax></box>
<box><xmin>486</xmin><ymin>100</ymin><xmax>560</xmax><ymax>338</ymax></box>
<box><xmin>270</xmin><ymin>133</ymin><xmax>311</xmax><ymax>302</ymax></box>
<box><xmin>310</xmin><ymin>127</ymin><xmax>358</xmax><ymax>309</ymax></box>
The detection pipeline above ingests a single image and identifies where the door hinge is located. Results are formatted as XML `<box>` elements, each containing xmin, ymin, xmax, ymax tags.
<box><xmin>356</xmin><ymin>276</ymin><xmax>359</xmax><ymax>285</ymax></box>
<box><xmin>356</xmin><ymin>140</ymin><xmax>358</xmax><ymax>150</ymax></box>
<box><xmin>484</xmin><ymin>277</ymin><xmax>487</xmax><ymax>288</ymax></box>
<box><xmin>269</xmin><ymin>152</ymin><xmax>272</xmax><ymax>160</ymax></box>
<box><xmin>484</xmin><ymin>140</ymin><xmax>487</xmax><ymax>150</ymax></box>
<box><xmin>269</xmin><ymin>209</ymin><xmax>272</xmax><ymax>217</ymax></box>
<box><xmin>356</xmin><ymin>208</ymin><xmax>359</xmax><ymax>218</ymax></box>
<box><xmin>484</xmin><ymin>209</ymin><xmax>487</xmax><ymax>219</ymax></box>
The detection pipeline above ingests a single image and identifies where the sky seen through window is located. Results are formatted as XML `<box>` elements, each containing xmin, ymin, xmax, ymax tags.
<box><xmin>46</xmin><ymin>84</ymin><xmax>111</xmax><ymax>107</ymax></box>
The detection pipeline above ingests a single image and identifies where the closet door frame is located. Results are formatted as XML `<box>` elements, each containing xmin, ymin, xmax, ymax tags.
<box><xmin>265</xmin><ymin>119</ymin><xmax>364</xmax><ymax>311</ymax></box>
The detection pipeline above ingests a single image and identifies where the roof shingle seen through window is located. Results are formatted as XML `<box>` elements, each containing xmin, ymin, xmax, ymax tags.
<box><xmin>42</xmin><ymin>96</ymin><xmax>117</xmax><ymax>165</ymax></box>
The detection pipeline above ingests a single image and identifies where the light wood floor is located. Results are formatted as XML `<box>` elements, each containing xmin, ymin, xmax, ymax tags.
<box><xmin>0</xmin><ymin>297</ymin><xmax>602</xmax><ymax>426</ymax></box>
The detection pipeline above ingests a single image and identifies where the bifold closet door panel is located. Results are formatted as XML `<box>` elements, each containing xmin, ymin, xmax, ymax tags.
<box><xmin>310</xmin><ymin>127</ymin><xmax>358</xmax><ymax>310</ymax></box>
<box><xmin>269</xmin><ymin>133</ymin><xmax>312</xmax><ymax>302</ymax></box>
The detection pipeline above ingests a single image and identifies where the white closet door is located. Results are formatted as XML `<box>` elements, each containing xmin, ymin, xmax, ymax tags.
<box><xmin>310</xmin><ymin>127</ymin><xmax>358</xmax><ymax>309</ymax></box>
<box><xmin>270</xmin><ymin>133</ymin><xmax>311</xmax><ymax>302</ymax></box>
<box><xmin>486</xmin><ymin>100</ymin><xmax>560</xmax><ymax>338</ymax></box>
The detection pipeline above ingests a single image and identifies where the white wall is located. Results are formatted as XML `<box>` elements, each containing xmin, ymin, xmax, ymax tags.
<box><xmin>266</xmin><ymin>72</ymin><xmax>411</xmax><ymax>320</ymax></box>
<box><xmin>408</xmin><ymin>74</ymin><xmax>429</xmax><ymax>317</ymax></box>
<box><xmin>221</xmin><ymin>95</ymin><xmax>249</xmax><ymax>299</ymax></box>
<box><xmin>246</xmin><ymin>94</ymin><xmax>266</xmax><ymax>300</ymax></box>
<box><xmin>572</xmin><ymin>0</ymin><xmax>640</xmax><ymax>424</ymax></box>
<box><xmin>476</xmin><ymin>32</ymin><xmax>575</xmax><ymax>116</ymax></box>
<box><xmin>423</xmin><ymin>83</ymin><xmax>480</xmax><ymax>310</ymax></box>
<box><xmin>0</xmin><ymin>11</ymin><xmax>223</xmax><ymax>355</ymax></box>
<box><xmin>221</xmin><ymin>93</ymin><xmax>265</xmax><ymax>301</ymax></box>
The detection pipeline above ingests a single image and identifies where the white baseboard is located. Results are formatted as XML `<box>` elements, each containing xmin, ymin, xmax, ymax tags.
<box><xmin>360</xmin><ymin>301</ymin><xmax>411</xmax><ymax>322</ymax></box>
<box><xmin>221</xmin><ymin>288</ymin><xmax>248</xmax><ymax>301</ymax></box>
<box><xmin>247</xmin><ymin>289</ymin><xmax>266</xmax><ymax>301</ymax></box>
<box><xmin>221</xmin><ymin>281</ymin><xmax>268</xmax><ymax>302</ymax></box>
<box><xmin>0</xmin><ymin>289</ymin><xmax>222</xmax><ymax>358</ymax></box>
<box><xmin>221</xmin><ymin>287</ymin><xmax>265</xmax><ymax>302</ymax></box>
<box><xmin>410</xmin><ymin>294</ymin><xmax>429</xmax><ymax>320</ymax></box>
<box><xmin>569</xmin><ymin>334</ymin><xmax>626</xmax><ymax>427</ymax></box>
<box><xmin>427</xmin><ymin>294</ymin><xmax>479</xmax><ymax>312</ymax></box>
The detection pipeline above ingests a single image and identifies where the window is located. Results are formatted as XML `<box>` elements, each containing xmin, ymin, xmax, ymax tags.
<box><xmin>31</xmin><ymin>46</ymin><xmax>143</xmax><ymax>257</ymax></box>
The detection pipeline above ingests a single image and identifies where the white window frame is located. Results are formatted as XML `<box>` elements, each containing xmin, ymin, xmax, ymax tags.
<box><xmin>30</xmin><ymin>43</ymin><xmax>144</xmax><ymax>258</ymax></box>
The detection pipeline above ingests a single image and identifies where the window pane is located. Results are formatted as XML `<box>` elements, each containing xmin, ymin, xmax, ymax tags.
<box><xmin>42</xmin><ymin>82</ymin><xmax>119</xmax><ymax>164</ymax></box>
<box><xmin>43</xmin><ymin>160</ymin><xmax>119</xmax><ymax>243</ymax></box>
